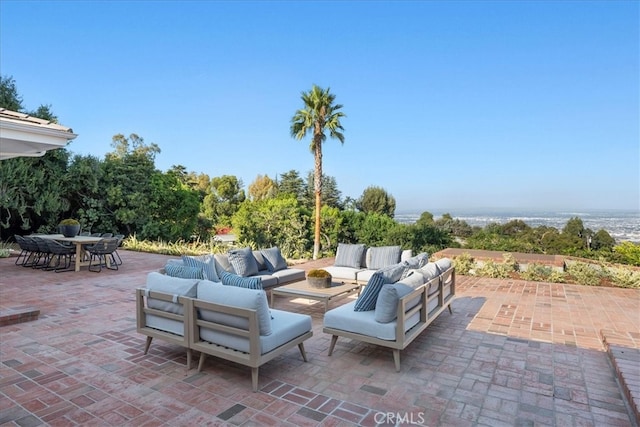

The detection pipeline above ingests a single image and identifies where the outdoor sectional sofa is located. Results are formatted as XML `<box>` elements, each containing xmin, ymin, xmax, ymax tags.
<box><xmin>136</xmin><ymin>271</ymin><xmax>313</xmax><ymax>391</ymax></box>
<box><xmin>164</xmin><ymin>246</ymin><xmax>306</xmax><ymax>290</ymax></box>
<box><xmin>322</xmin><ymin>243</ymin><xmax>414</xmax><ymax>284</ymax></box>
<box><xmin>323</xmin><ymin>258</ymin><xmax>455</xmax><ymax>371</ymax></box>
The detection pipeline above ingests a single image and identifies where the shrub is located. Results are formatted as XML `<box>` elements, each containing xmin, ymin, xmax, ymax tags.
<box><xmin>566</xmin><ymin>261</ymin><xmax>604</xmax><ymax>286</ymax></box>
<box><xmin>521</xmin><ymin>263</ymin><xmax>566</xmax><ymax>283</ymax></box>
<box><xmin>453</xmin><ymin>252</ymin><xmax>474</xmax><ymax>275</ymax></box>
<box><xmin>476</xmin><ymin>259</ymin><xmax>511</xmax><ymax>279</ymax></box>
<box><xmin>606</xmin><ymin>266</ymin><xmax>640</xmax><ymax>289</ymax></box>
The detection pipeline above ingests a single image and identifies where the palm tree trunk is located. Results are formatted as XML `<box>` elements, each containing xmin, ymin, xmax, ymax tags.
<box><xmin>313</xmin><ymin>191</ymin><xmax>321</xmax><ymax>260</ymax></box>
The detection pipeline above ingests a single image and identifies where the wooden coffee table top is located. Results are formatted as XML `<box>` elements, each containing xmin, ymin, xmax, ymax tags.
<box><xmin>270</xmin><ymin>280</ymin><xmax>361</xmax><ymax>311</ymax></box>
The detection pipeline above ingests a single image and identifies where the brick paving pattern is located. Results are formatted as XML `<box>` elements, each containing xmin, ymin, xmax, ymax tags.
<box><xmin>1</xmin><ymin>250</ymin><xmax>638</xmax><ymax>426</ymax></box>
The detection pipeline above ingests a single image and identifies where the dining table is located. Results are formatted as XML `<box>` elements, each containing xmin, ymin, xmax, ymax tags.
<box><xmin>32</xmin><ymin>234</ymin><xmax>105</xmax><ymax>272</ymax></box>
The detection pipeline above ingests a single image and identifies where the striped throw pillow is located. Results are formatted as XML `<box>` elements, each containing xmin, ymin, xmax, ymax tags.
<box><xmin>334</xmin><ymin>243</ymin><xmax>366</xmax><ymax>269</ymax></box>
<box><xmin>182</xmin><ymin>254</ymin><xmax>220</xmax><ymax>282</ymax></box>
<box><xmin>366</xmin><ymin>246</ymin><xmax>402</xmax><ymax>270</ymax></box>
<box><xmin>165</xmin><ymin>263</ymin><xmax>204</xmax><ymax>280</ymax></box>
<box><xmin>354</xmin><ymin>263</ymin><xmax>407</xmax><ymax>311</ymax></box>
<box><xmin>220</xmin><ymin>271</ymin><xmax>263</xmax><ymax>290</ymax></box>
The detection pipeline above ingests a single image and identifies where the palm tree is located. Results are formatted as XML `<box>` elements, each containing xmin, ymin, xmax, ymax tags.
<box><xmin>291</xmin><ymin>85</ymin><xmax>345</xmax><ymax>260</ymax></box>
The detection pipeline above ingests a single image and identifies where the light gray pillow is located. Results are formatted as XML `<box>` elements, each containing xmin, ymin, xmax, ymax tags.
<box><xmin>396</xmin><ymin>270</ymin><xmax>425</xmax><ymax>288</ymax></box>
<box><xmin>145</xmin><ymin>271</ymin><xmax>198</xmax><ymax>314</ymax></box>
<box><xmin>375</xmin><ymin>283</ymin><xmax>416</xmax><ymax>323</ymax></box>
<box><xmin>197</xmin><ymin>279</ymin><xmax>272</xmax><ymax>336</ymax></box>
<box><xmin>227</xmin><ymin>247</ymin><xmax>259</xmax><ymax>277</ymax></box>
<box><xmin>435</xmin><ymin>258</ymin><xmax>453</xmax><ymax>273</ymax></box>
<box><xmin>420</xmin><ymin>263</ymin><xmax>440</xmax><ymax>281</ymax></box>
<box><xmin>334</xmin><ymin>243</ymin><xmax>366</xmax><ymax>269</ymax></box>
<box><xmin>366</xmin><ymin>246</ymin><xmax>402</xmax><ymax>270</ymax></box>
<box><xmin>354</xmin><ymin>262</ymin><xmax>407</xmax><ymax>311</ymax></box>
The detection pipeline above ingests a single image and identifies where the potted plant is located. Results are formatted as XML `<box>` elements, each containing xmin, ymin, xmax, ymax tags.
<box><xmin>307</xmin><ymin>269</ymin><xmax>332</xmax><ymax>288</ymax></box>
<box><xmin>58</xmin><ymin>218</ymin><xmax>81</xmax><ymax>237</ymax></box>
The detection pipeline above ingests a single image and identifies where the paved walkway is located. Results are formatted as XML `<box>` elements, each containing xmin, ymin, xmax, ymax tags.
<box><xmin>1</xmin><ymin>250</ymin><xmax>638</xmax><ymax>426</ymax></box>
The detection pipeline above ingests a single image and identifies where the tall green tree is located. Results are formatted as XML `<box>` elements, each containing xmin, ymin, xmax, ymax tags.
<box><xmin>357</xmin><ymin>186</ymin><xmax>396</xmax><ymax>218</ymax></box>
<box><xmin>0</xmin><ymin>75</ymin><xmax>23</xmax><ymax>111</ymax></box>
<box><xmin>291</xmin><ymin>85</ymin><xmax>346</xmax><ymax>259</ymax></box>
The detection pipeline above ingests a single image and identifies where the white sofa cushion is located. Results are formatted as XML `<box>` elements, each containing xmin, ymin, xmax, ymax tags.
<box><xmin>197</xmin><ymin>280</ymin><xmax>272</xmax><ymax>336</ymax></box>
<box><xmin>419</xmin><ymin>263</ymin><xmax>440</xmax><ymax>281</ymax></box>
<box><xmin>324</xmin><ymin>300</ymin><xmax>421</xmax><ymax>341</ymax></box>
<box><xmin>323</xmin><ymin>265</ymin><xmax>362</xmax><ymax>282</ymax></box>
<box><xmin>271</xmin><ymin>268</ymin><xmax>306</xmax><ymax>285</ymax></box>
<box><xmin>366</xmin><ymin>246</ymin><xmax>402</xmax><ymax>270</ymax></box>
<box><xmin>334</xmin><ymin>243</ymin><xmax>366</xmax><ymax>268</ymax></box>
<box><xmin>199</xmin><ymin>308</ymin><xmax>311</xmax><ymax>355</ymax></box>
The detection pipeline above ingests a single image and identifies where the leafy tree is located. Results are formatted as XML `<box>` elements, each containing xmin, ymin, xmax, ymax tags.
<box><xmin>66</xmin><ymin>154</ymin><xmax>105</xmax><ymax>232</ymax></box>
<box><xmin>248</xmin><ymin>174</ymin><xmax>277</xmax><ymax>201</ymax></box>
<box><xmin>231</xmin><ymin>196</ymin><xmax>310</xmax><ymax>257</ymax></box>
<box><xmin>304</xmin><ymin>171</ymin><xmax>342</xmax><ymax>209</ymax></box>
<box><xmin>0</xmin><ymin>75</ymin><xmax>23</xmax><ymax>111</ymax></box>
<box><xmin>591</xmin><ymin>229</ymin><xmax>615</xmax><ymax>251</ymax></box>
<box><xmin>357</xmin><ymin>186</ymin><xmax>396</xmax><ymax>217</ymax></box>
<box><xmin>416</xmin><ymin>211</ymin><xmax>434</xmax><ymax>226</ymax></box>
<box><xmin>434</xmin><ymin>213</ymin><xmax>473</xmax><ymax>238</ymax></box>
<box><xmin>291</xmin><ymin>84</ymin><xmax>346</xmax><ymax>259</ymax></box>
<box><xmin>354</xmin><ymin>213</ymin><xmax>397</xmax><ymax>246</ymax></box>
<box><xmin>277</xmin><ymin>170</ymin><xmax>306</xmax><ymax>203</ymax></box>
<box><xmin>203</xmin><ymin>175</ymin><xmax>245</xmax><ymax>226</ymax></box>
<box><xmin>614</xmin><ymin>241</ymin><xmax>640</xmax><ymax>266</ymax></box>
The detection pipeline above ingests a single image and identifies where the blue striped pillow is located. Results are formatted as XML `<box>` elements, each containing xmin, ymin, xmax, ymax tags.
<box><xmin>220</xmin><ymin>271</ymin><xmax>263</xmax><ymax>290</ymax></box>
<box><xmin>182</xmin><ymin>254</ymin><xmax>220</xmax><ymax>282</ymax></box>
<box><xmin>165</xmin><ymin>263</ymin><xmax>204</xmax><ymax>280</ymax></box>
<box><xmin>367</xmin><ymin>246</ymin><xmax>402</xmax><ymax>269</ymax></box>
<box><xmin>354</xmin><ymin>263</ymin><xmax>407</xmax><ymax>311</ymax></box>
<box><xmin>334</xmin><ymin>243</ymin><xmax>366</xmax><ymax>269</ymax></box>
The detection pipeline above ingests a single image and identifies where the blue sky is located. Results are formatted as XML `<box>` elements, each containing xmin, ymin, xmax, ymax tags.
<box><xmin>1</xmin><ymin>1</ymin><xmax>638</xmax><ymax>214</ymax></box>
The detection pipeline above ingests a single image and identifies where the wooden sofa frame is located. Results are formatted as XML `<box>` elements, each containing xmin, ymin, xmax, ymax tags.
<box><xmin>324</xmin><ymin>266</ymin><xmax>455</xmax><ymax>371</ymax></box>
<box><xmin>188</xmin><ymin>298</ymin><xmax>312</xmax><ymax>392</ymax></box>
<box><xmin>136</xmin><ymin>288</ymin><xmax>312</xmax><ymax>392</ymax></box>
<box><xmin>136</xmin><ymin>288</ymin><xmax>193</xmax><ymax>369</ymax></box>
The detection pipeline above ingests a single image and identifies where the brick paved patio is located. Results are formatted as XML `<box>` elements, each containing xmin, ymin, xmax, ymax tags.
<box><xmin>1</xmin><ymin>250</ymin><xmax>638</xmax><ymax>426</ymax></box>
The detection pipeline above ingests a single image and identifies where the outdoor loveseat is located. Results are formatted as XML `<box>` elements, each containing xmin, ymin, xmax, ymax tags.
<box><xmin>323</xmin><ymin>258</ymin><xmax>455</xmax><ymax>371</ymax></box>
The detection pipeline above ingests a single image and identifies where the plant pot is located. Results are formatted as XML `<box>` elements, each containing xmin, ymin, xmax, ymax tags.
<box><xmin>59</xmin><ymin>224</ymin><xmax>81</xmax><ymax>237</ymax></box>
<box><xmin>308</xmin><ymin>276</ymin><xmax>332</xmax><ymax>289</ymax></box>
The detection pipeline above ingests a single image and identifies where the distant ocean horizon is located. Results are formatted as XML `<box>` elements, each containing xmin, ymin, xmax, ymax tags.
<box><xmin>395</xmin><ymin>208</ymin><xmax>640</xmax><ymax>243</ymax></box>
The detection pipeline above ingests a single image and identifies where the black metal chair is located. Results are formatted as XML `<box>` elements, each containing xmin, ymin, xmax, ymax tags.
<box><xmin>13</xmin><ymin>235</ymin><xmax>31</xmax><ymax>266</ymax></box>
<box><xmin>112</xmin><ymin>234</ymin><xmax>125</xmax><ymax>265</ymax></box>
<box><xmin>44</xmin><ymin>239</ymin><xmax>76</xmax><ymax>272</ymax></box>
<box><xmin>31</xmin><ymin>237</ymin><xmax>52</xmax><ymax>269</ymax></box>
<box><xmin>86</xmin><ymin>238</ymin><xmax>120</xmax><ymax>272</ymax></box>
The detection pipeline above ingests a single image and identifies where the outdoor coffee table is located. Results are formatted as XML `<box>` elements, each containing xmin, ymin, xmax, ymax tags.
<box><xmin>270</xmin><ymin>280</ymin><xmax>360</xmax><ymax>312</ymax></box>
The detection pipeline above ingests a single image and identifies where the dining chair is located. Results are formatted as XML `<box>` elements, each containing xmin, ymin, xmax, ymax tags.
<box><xmin>44</xmin><ymin>240</ymin><xmax>76</xmax><ymax>272</ymax></box>
<box><xmin>86</xmin><ymin>238</ymin><xmax>120</xmax><ymax>272</ymax></box>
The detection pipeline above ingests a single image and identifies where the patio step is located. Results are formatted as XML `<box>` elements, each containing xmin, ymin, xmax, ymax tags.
<box><xmin>0</xmin><ymin>306</ymin><xmax>40</xmax><ymax>326</ymax></box>
<box><xmin>601</xmin><ymin>329</ymin><xmax>640</xmax><ymax>426</ymax></box>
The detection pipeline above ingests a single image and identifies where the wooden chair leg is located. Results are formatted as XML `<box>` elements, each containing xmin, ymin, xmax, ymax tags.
<box><xmin>298</xmin><ymin>343</ymin><xmax>308</xmax><ymax>362</ymax></box>
<box><xmin>328</xmin><ymin>335</ymin><xmax>338</xmax><ymax>356</ymax></box>
<box><xmin>448</xmin><ymin>304</ymin><xmax>453</xmax><ymax>314</ymax></box>
<box><xmin>144</xmin><ymin>336</ymin><xmax>153</xmax><ymax>354</ymax></box>
<box><xmin>251</xmin><ymin>367</ymin><xmax>259</xmax><ymax>392</ymax></box>
<box><xmin>198</xmin><ymin>353</ymin><xmax>207</xmax><ymax>372</ymax></box>
<box><xmin>393</xmin><ymin>349</ymin><xmax>401</xmax><ymax>372</ymax></box>
<box><xmin>186</xmin><ymin>349</ymin><xmax>192</xmax><ymax>370</ymax></box>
